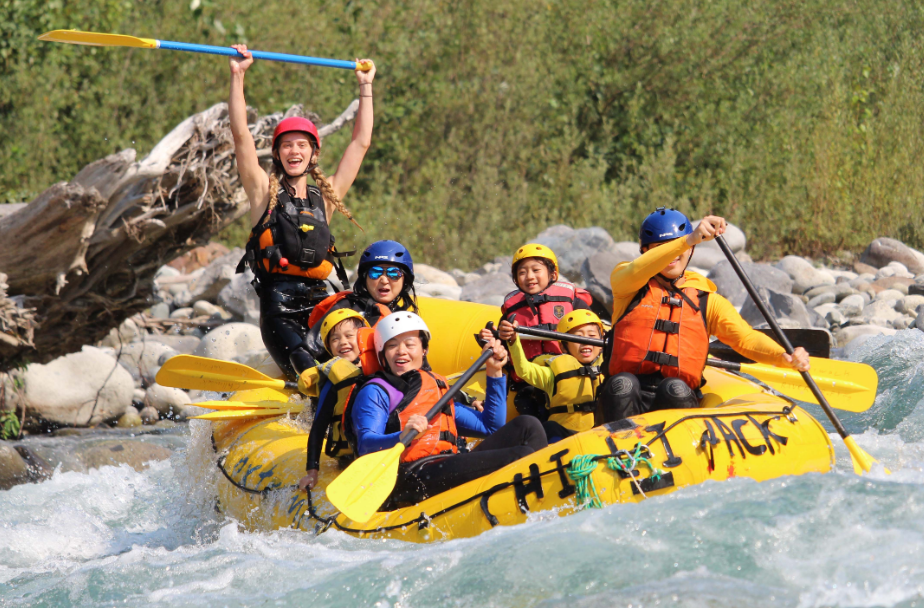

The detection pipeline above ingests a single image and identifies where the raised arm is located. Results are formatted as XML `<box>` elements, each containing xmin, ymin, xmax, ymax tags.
<box><xmin>325</xmin><ymin>60</ymin><xmax>376</xmax><ymax>218</ymax></box>
<box><xmin>228</xmin><ymin>44</ymin><xmax>270</xmax><ymax>227</ymax></box>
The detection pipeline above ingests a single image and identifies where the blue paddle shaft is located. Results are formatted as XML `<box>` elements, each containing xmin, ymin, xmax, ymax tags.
<box><xmin>156</xmin><ymin>40</ymin><xmax>358</xmax><ymax>70</ymax></box>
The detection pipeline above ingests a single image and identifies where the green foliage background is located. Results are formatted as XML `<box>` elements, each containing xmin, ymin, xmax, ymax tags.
<box><xmin>3</xmin><ymin>0</ymin><xmax>924</xmax><ymax>269</ymax></box>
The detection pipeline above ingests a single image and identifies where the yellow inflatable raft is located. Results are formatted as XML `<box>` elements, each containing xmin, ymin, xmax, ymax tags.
<box><xmin>205</xmin><ymin>298</ymin><xmax>835</xmax><ymax>542</ymax></box>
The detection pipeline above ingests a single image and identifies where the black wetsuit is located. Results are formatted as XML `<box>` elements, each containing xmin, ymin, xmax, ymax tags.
<box><xmin>597</xmin><ymin>372</ymin><xmax>700</xmax><ymax>424</ymax></box>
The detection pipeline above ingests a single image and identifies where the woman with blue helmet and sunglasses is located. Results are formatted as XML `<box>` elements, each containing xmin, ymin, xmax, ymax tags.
<box><xmin>302</xmin><ymin>240</ymin><xmax>419</xmax><ymax>364</ymax></box>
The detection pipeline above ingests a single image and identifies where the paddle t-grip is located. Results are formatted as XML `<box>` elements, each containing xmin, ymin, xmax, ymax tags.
<box><xmin>398</xmin><ymin>348</ymin><xmax>495</xmax><ymax>447</ymax></box>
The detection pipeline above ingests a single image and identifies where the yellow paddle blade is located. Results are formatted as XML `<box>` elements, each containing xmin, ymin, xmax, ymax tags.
<box><xmin>192</xmin><ymin>400</ymin><xmax>300</xmax><ymax>411</ymax></box>
<box><xmin>39</xmin><ymin>30</ymin><xmax>158</xmax><ymax>49</ymax></box>
<box><xmin>843</xmin><ymin>436</ymin><xmax>890</xmax><ymax>475</ymax></box>
<box><xmin>156</xmin><ymin>355</ymin><xmax>287</xmax><ymax>392</ymax></box>
<box><xmin>326</xmin><ymin>443</ymin><xmax>404</xmax><ymax>523</ymax></box>
<box><xmin>738</xmin><ymin>357</ymin><xmax>878</xmax><ymax>413</ymax></box>
<box><xmin>191</xmin><ymin>405</ymin><xmax>304</xmax><ymax>421</ymax></box>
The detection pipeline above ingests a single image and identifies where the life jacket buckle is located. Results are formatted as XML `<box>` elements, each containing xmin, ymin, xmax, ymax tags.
<box><xmin>644</xmin><ymin>351</ymin><xmax>680</xmax><ymax>367</ymax></box>
<box><xmin>653</xmin><ymin>319</ymin><xmax>680</xmax><ymax>334</ymax></box>
<box><xmin>661</xmin><ymin>296</ymin><xmax>683</xmax><ymax>307</ymax></box>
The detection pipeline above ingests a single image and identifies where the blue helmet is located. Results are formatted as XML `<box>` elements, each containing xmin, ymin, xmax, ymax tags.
<box><xmin>639</xmin><ymin>207</ymin><xmax>692</xmax><ymax>246</ymax></box>
<box><xmin>358</xmin><ymin>240</ymin><xmax>414</xmax><ymax>278</ymax></box>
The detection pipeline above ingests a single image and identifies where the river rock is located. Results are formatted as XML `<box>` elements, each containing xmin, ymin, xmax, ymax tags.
<box><xmin>874</xmin><ymin>288</ymin><xmax>905</xmax><ymax>303</ymax></box>
<box><xmin>142</xmin><ymin>334</ymin><xmax>201</xmax><ymax>355</ymax></box>
<box><xmin>581</xmin><ymin>251</ymin><xmax>620</xmax><ymax>313</ymax></box>
<box><xmin>813</xmin><ymin>302</ymin><xmax>839</xmax><ymax>318</ymax></box>
<box><xmin>860</xmin><ymin>299</ymin><xmax>903</xmax><ymax>326</ymax></box>
<box><xmin>116</xmin><ymin>406</ymin><xmax>143</xmax><ymax>428</ymax></box>
<box><xmin>144</xmin><ymin>383</ymin><xmax>191</xmax><ymax>418</ymax></box>
<box><xmin>79</xmin><ymin>439</ymin><xmax>172</xmax><ymax>471</ymax></box>
<box><xmin>18</xmin><ymin>346</ymin><xmax>134</xmax><ymax>427</ymax></box>
<box><xmin>149</xmin><ymin>302</ymin><xmax>171</xmax><ymax>320</ymax></box>
<box><xmin>416</xmin><ymin>282</ymin><xmax>462</xmax><ymax>300</ymax></box>
<box><xmin>217</xmin><ymin>270</ymin><xmax>260</xmax><ymax>326</ymax></box>
<box><xmin>414</xmin><ymin>264</ymin><xmax>458</xmax><ymax>286</ymax></box>
<box><xmin>916</xmin><ymin>307</ymin><xmax>924</xmax><ymax>331</ymax></box>
<box><xmin>154</xmin><ymin>265</ymin><xmax>181</xmax><ymax>282</ymax></box>
<box><xmin>193</xmin><ymin>300</ymin><xmax>232</xmax><ymax>320</ymax></box>
<box><xmin>173</xmin><ymin>249</ymin><xmax>242</xmax><ymax>307</ymax></box>
<box><xmin>893</xmin><ymin>316</ymin><xmax>917</xmax><ymax>330</ymax></box>
<box><xmin>806</xmin><ymin>291</ymin><xmax>837</xmax><ymax>309</ymax></box>
<box><xmin>170</xmin><ymin>307</ymin><xmax>194</xmax><ymax>320</ymax></box>
<box><xmin>688</xmin><ymin>222</ymin><xmax>746</xmax><ymax>271</ymax></box>
<box><xmin>460</xmin><ymin>272</ymin><xmax>514</xmax><ymax>307</ymax></box>
<box><xmin>98</xmin><ymin>317</ymin><xmax>143</xmax><ymax>348</ymax></box>
<box><xmin>859</xmin><ymin>237</ymin><xmax>924</xmax><ymax>274</ymax></box>
<box><xmin>739</xmin><ymin>288</ymin><xmax>816</xmax><ymax>328</ymax></box>
<box><xmin>0</xmin><ymin>443</ymin><xmax>30</xmax><ymax>490</ymax></box>
<box><xmin>450</xmin><ymin>269</ymin><xmax>482</xmax><ymax>286</ymax></box>
<box><xmin>193</xmin><ymin>323</ymin><xmax>265</xmax><ymax>361</ymax></box>
<box><xmin>707</xmin><ymin>261</ymin><xmax>793</xmax><ymax>308</ymax></box>
<box><xmin>835</xmin><ymin>324</ymin><xmax>897</xmax><ymax>348</ymax></box>
<box><xmin>139</xmin><ymin>406</ymin><xmax>160</xmax><ymax>424</ymax></box>
<box><xmin>532</xmin><ymin>225</ymin><xmax>616</xmax><ymax>281</ymax></box>
<box><xmin>900</xmin><ymin>295</ymin><xmax>924</xmax><ymax>315</ymax></box>
<box><xmin>825</xmin><ymin>308</ymin><xmax>847</xmax><ymax>326</ymax></box>
<box><xmin>115</xmin><ymin>340</ymin><xmax>178</xmax><ymax>387</ymax></box>
<box><xmin>168</xmin><ymin>242</ymin><xmax>231</xmax><ymax>274</ymax></box>
<box><xmin>232</xmin><ymin>349</ymin><xmax>284</xmax><ymax>378</ymax></box>
<box><xmin>775</xmin><ymin>256</ymin><xmax>834</xmax><ymax>294</ymax></box>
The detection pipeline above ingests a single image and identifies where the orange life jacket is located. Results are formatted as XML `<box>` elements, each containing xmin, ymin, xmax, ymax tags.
<box><xmin>502</xmin><ymin>281</ymin><xmax>593</xmax><ymax>360</ymax></box>
<box><xmin>354</xmin><ymin>327</ymin><xmax>381</xmax><ymax>376</ymax></box>
<box><xmin>307</xmin><ymin>291</ymin><xmax>392</xmax><ymax>329</ymax></box>
<box><xmin>609</xmin><ymin>278</ymin><xmax>710</xmax><ymax>389</ymax></box>
<box><xmin>382</xmin><ymin>370</ymin><xmax>458</xmax><ymax>463</ymax></box>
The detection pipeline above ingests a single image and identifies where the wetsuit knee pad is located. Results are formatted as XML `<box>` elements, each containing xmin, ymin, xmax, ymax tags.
<box><xmin>606</xmin><ymin>373</ymin><xmax>639</xmax><ymax>397</ymax></box>
<box><xmin>654</xmin><ymin>377</ymin><xmax>699</xmax><ymax>409</ymax></box>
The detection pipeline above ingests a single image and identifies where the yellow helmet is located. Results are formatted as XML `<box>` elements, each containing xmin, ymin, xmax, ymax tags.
<box><xmin>556</xmin><ymin>309</ymin><xmax>605</xmax><ymax>336</ymax></box>
<box><xmin>512</xmin><ymin>243</ymin><xmax>559</xmax><ymax>275</ymax></box>
<box><xmin>320</xmin><ymin>308</ymin><xmax>369</xmax><ymax>348</ymax></box>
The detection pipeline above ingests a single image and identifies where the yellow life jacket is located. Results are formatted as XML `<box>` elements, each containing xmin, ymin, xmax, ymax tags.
<box><xmin>545</xmin><ymin>354</ymin><xmax>604</xmax><ymax>433</ymax></box>
<box><xmin>318</xmin><ymin>357</ymin><xmax>364</xmax><ymax>459</ymax></box>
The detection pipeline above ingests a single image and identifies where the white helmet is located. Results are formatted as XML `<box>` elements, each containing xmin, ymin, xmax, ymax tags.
<box><xmin>374</xmin><ymin>312</ymin><xmax>431</xmax><ymax>354</ymax></box>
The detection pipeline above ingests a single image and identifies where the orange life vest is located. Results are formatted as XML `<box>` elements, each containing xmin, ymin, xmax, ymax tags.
<box><xmin>609</xmin><ymin>278</ymin><xmax>710</xmax><ymax>389</ymax></box>
<box><xmin>502</xmin><ymin>281</ymin><xmax>594</xmax><ymax>360</ymax></box>
<box><xmin>307</xmin><ymin>291</ymin><xmax>392</xmax><ymax>330</ymax></box>
<box><xmin>354</xmin><ymin>327</ymin><xmax>381</xmax><ymax>376</ymax></box>
<box><xmin>383</xmin><ymin>370</ymin><xmax>459</xmax><ymax>463</ymax></box>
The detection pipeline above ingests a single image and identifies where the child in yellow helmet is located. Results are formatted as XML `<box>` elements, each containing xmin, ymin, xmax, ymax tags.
<box><xmin>298</xmin><ymin>309</ymin><xmax>379</xmax><ymax>491</ymax></box>
<box><xmin>500</xmin><ymin>243</ymin><xmax>594</xmax><ymax>418</ymax></box>
<box><xmin>487</xmin><ymin>310</ymin><xmax>605</xmax><ymax>441</ymax></box>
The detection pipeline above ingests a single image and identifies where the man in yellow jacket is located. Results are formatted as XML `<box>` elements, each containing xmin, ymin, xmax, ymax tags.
<box><xmin>600</xmin><ymin>207</ymin><xmax>810</xmax><ymax>423</ymax></box>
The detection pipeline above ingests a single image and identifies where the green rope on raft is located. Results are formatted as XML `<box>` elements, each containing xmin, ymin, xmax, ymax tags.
<box><xmin>566</xmin><ymin>444</ymin><xmax>664</xmax><ymax>509</ymax></box>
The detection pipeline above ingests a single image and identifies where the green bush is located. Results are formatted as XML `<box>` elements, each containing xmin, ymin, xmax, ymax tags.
<box><xmin>3</xmin><ymin>0</ymin><xmax>924</xmax><ymax>269</ymax></box>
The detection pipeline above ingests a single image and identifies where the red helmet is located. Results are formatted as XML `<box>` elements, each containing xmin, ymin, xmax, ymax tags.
<box><xmin>272</xmin><ymin>116</ymin><xmax>320</xmax><ymax>150</ymax></box>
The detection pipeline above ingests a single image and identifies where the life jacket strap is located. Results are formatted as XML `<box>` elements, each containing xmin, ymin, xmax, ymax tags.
<box><xmin>644</xmin><ymin>351</ymin><xmax>680</xmax><ymax>368</ymax></box>
<box><xmin>547</xmin><ymin>401</ymin><xmax>596</xmax><ymax>415</ymax></box>
<box><xmin>661</xmin><ymin>295</ymin><xmax>683</xmax><ymax>307</ymax></box>
<box><xmin>653</xmin><ymin>319</ymin><xmax>680</xmax><ymax>334</ymax></box>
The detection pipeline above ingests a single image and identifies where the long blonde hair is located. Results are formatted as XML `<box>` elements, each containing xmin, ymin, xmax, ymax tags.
<box><xmin>267</xmin><ymin>150</ymin><xmax>363</xmax><ymax>231</ymax></box>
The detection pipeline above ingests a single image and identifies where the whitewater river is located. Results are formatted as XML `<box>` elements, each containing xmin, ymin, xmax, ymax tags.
<box><xmin>2</xmin><ymin>331</ymin><xmax>923</xmax><ymax>608</ymax></box>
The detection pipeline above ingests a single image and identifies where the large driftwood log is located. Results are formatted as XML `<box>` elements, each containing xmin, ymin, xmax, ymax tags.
<box><xmin>0</xmin><ymin>101</ymin><xmax>359</xmax><ymax>369</ymax></box>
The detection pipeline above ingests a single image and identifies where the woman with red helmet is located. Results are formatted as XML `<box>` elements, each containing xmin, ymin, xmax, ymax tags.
<box><xmin>228</xmin><ymin>43</ymin><xmax>375</xmax><ymax>378</ymax></box>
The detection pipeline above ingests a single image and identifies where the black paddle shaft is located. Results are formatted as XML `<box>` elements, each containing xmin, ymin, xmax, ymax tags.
<box><xmin>518</xmin><ymin>325</ymin><xmax>749</xmax><ymax>374</ymax></box>
<box><xmin>399</xmin><ymin>348</ymin><xmax>495</xmax><ymax>448</ymax></box>
<box><xmin>714</xmin><ymin>235</ymin><xmax>850</xmax><ymax>439</ymax></box>
<box><xmin>516</xmin><ymin>325</ymin><xmax>606</xmax><ymax>347</ymax></box>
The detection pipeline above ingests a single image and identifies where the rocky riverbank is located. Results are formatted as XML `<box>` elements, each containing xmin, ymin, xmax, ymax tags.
<box><xmin>1</xmin><ymin>222</ymin><xmax>923</xmax><ymax>489</ymax></box>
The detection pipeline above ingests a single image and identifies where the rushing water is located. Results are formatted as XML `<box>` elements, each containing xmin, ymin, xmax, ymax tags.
<box><xmin>2</xmin><ymin>331</ymin><xmax>924</xmax><ymax>608</ymax></box>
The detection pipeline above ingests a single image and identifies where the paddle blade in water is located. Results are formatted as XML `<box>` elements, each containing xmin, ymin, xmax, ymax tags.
<box><xmin>191</xmin><ymin>406</ymin><xmax>304</xmax><ymax>421</ymax></box>
<box><xmin>156</xmin><ymin>355</ymin><xmax>287</xmax><ymax>392</ymax></box>
<box><xmin>39</xmin><ymin>30</ymin><xmax>157</xmax><ymax>49</ymax></box>
<box><xmin>327</xmin><ymin>443</ymin><xmax>404</xmax><ymax>523</ymax></box>
<box><xmin>739</xmin><ymin>357</ymin><xmax>878</xmax><ymax>413</ymax></box>
<box><xmin>843</xmin><ymin>435</ymin><xmax>890</xmax><ymax>475</ymax></box>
